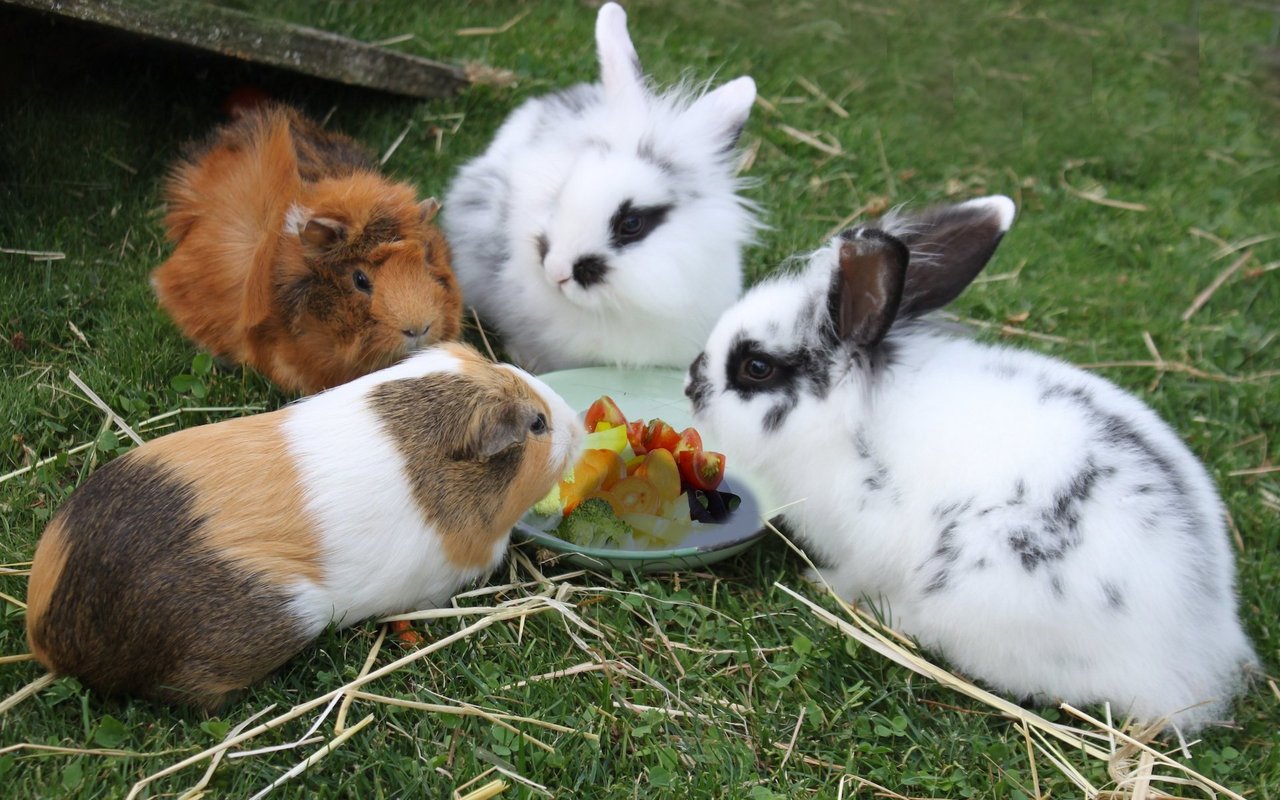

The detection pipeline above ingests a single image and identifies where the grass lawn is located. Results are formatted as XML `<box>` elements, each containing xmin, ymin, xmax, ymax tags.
<box><xmin>2</xmin><ymin>0</ymin><xmax>1278</xmax><ymax>797</ymax></box>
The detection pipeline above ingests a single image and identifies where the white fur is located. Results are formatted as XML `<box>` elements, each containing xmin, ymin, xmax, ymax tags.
<box><xmin>281</xmin><ymin>348</ymin><xmax>580</xmax><ymax>636</ymax></box>
<box><xmin>442</xmin><ymin>2</ymin><xmax>759</xmax><ymax>372</ymax></box>
<box><xmin>690</xmin><ymin>204</ymin><xmax>1256</xmax><ymax>730</ymax></box>
<box><xmin>283</xmin><ymin>202</ymin><xmax>309</xmax><ymax>236</ymax></box>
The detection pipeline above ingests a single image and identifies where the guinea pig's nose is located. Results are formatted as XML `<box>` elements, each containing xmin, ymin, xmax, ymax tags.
<box><xmin>402</xmin><ymin>324</ymin><xmax>430</xmax><ymax>339</ymax></box>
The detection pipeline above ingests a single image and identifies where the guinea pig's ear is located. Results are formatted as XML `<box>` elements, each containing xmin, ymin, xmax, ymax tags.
<box><xmin>829</xmin><ymin>230</ymin><xmax>908</xmax><ymax>349</ymax></box>
<box><xmin>687</xmin><ymin>76</ymin><xmax>756</xmax><ymax>152</ymax></box>
<box><xmin>299</xmin><ymin>217</ymin><xmax>346</xmax><ymax>254</ymax></box>
<box><xmin>419</xmin><ymin>197</ymin><xmax>441</xmax><ymax>223</ymax></box>
<box><xmin>596</xmin><ymin>2</ymin><xmax>645</xmax><ymax>106</ymax></box>
<box><xmin>462</xmin><ymin>399</ymin><xmax>543</xmax><ymax>461</ymax></box>
<box><xmin>889</xmin><ymin>195</ymin><xmax>1016</xmax><ymax>317</ymax></box>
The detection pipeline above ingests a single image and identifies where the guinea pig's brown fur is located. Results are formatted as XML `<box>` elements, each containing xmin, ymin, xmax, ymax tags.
<box><xmin>152</xmin><ymin>105</ymin><xmax>463</xmax><ymax>395</ymax></box>
<box><xmin>25</xmin><ymin>414</ymin><xmax>321</xmax><ymax>708</ymax></box>
<box><xmin>25</xmin><ymin>344</ymin><xmax>581</xmax><ymax>709</ymax></box>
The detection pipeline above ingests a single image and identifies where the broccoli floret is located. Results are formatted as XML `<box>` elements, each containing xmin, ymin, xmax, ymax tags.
<box><xmin>554</xmin><ymin>498</ymin><xmax>632</xmax><ymax>548</ymax></box>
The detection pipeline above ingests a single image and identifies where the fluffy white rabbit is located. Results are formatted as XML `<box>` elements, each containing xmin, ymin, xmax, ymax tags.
<box><xmin>686</xmin><ymin>196</ymin><xmax>1256</xmax><ymax>730</ymax></box>
<box><xmin>443</xmin><ymin>2</ymin><xmax>759</xmax><ymax>372</ymax></box>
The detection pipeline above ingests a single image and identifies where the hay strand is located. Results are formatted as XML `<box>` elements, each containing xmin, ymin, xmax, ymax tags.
<box><xmin>178</xmin><ymin>705</ymin><xmax>278</xmax><ymax>800</ymax></box>
<box><xmin>0</xmin><ymin>591</ymin><xmax>27</xmax><ymax>609</ymax></box>
<box><xmin>1182</xmin><ymin>250</ymin><xmax>1253</xmax><ymax>321</ymax></box>
<box><xmin>335</xmin><ymin>625</ymin><xmax>385</xmax><ymax>734</ymax></box>
<box><xmin>67</xmin><ymin>370</ymin><xmax>144</xmax><ymax>446</ymax></box>
<box><xmin>127</xmin><ymin>599</ymin><xmax>555</xmax><ymax>799</ymax></box>
<box><xmin>456</xmin><ymin>9</ymin><xmax>530</xmax><ymax>37</ymax></box>
<box><xmin>379</xmin><ymin>120</ymin><xmax>414</xmax><ymax>166</ymax></box>
<box><xmin>777</xmin><ymin>124</ymin><xmax>843</xmax><ymax>157</ymax></box>
<box><xmin>1060</xmin><ymin>160</ymin><xmax>1149</xmax><ymax>211</ymax></box>
<box><xmin>1060</xmin><ymin>704</ymin><xmax>1245</xmax><ymax>800</ymax></box>
<box><xmin>775</xmin><ymin>581</ymin><xmax>1111</xmax><ymax>761</ymax></box>
<box><xmin>470</xmin><ymin>307</ymin><xmax>498</xmax><ymax>363</ymax></box>
<box><xmin>246</xmin><ymin>714</ymin><xmax>374</xmax><ymax>800</ymax></box>
<box><xmin>0</xmin><ymin>673</ymin><xmax>55</xmax><ymax>715</ymax></box>
<box><xmin>795</xmin><ymin>76</ymin><xmax>850</xmax><ymax>118</ymax></box>
<box><xmin>0</xmin><ymin>247</ymin><xmax>65</xmax><ymax>261</ymax></box>
<box><xmin>457</xmin><ymin>779</ymin><xmax>509</xmax><ymax>800</ymax></box>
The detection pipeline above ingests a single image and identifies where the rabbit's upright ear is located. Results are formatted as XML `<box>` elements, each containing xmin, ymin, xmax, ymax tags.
<box><xmin>892</xmin><ymin>196</ymin><xmax>1017</xmax><ymax>317</ymax></box>
<box><xmin>596</xmin><ymin>3</ymin><xmax>645</xmax><ymax>105</ymax></box>
<box><xmin>687</xmin><ymin>76</ymin><xmax>757</xmax><ymax>152</ymax></box>
<box><xmin>830</xmin><ymin>230</ymin><xmax>908</xmax><ymax>349</ymax></box>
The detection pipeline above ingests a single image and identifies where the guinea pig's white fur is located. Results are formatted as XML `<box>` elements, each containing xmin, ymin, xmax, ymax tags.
<box><xmin>687</xmin><ymin>197</ymin><xmax>1256</xmax><ymax>730</ymax></box>
<box><xmin>443</xmin><ymin>2</ymin><xmax>759</xmax><ymax>372</ymax></box>
<box><xmin>26</xmin><ymin>343</ymin><xmax>581</xmax><ymax>707</ymax></box>
<box><xmin>283</xmin><ymin>349</ymin><xmax>576</xmax><ymax>632</ymax></box>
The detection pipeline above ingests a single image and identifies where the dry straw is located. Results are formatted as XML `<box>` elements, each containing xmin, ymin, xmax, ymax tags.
<box><xmin>0</xmin><ymin>524</ymin><xmax>1255</xmax><ymax>797</ymax></box>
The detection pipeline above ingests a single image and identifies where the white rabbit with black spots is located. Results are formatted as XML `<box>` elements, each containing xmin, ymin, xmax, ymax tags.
<box><xmin>443</xmin><ymin>2</ymin><xmax>759</xmax><ymax>372</ymax></box>
<box><xmin>685</xmin><ymin>196</ymin><xmax>1256</xmax><ymax>730</ymax></box>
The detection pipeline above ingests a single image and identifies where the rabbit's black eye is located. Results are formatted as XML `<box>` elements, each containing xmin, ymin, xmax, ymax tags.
<box><xmin>610</xmin><ymin>200</ymin><xmax>672</xmax><ymax>248</ymax></box>
<box><xmin>530</xmin><ymin>412</ymin><xmax>548</xmax><ymax>435</ymax></box>
<box><xmin>740</xmin><ymin>357</ymin><xmax>776</xmax><ymax>383</ymax></box>
<box><xmin>353</xmin><ymin>270</ymin><xmax>373</xmax><ymax>294</ymax></box>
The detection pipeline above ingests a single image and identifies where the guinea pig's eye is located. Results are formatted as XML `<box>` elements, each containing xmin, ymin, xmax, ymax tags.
<box><xmin>530</xmin><ymin>412</ymin><xmax>548</xmax><ymax>435</ymax></box>
<box><xmin>740</xmin><ymin>356</ymin><xmax>776</xmax><ymax>383</ymax></box>
<box><xmin>353</xmin><ymin>269</ymin><xmax>372</xmax><ymax>294</ymax></box>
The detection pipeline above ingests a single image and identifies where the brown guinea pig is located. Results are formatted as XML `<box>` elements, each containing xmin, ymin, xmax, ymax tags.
<box><xmin>152</xmin><ymin>104</ymin><xmax>463</xmax><ymax>395</ymax></box>
<box><xmin>25</xmin><ymin>343</ymin><xmax>583</xmax><ymax>708</ymax></box>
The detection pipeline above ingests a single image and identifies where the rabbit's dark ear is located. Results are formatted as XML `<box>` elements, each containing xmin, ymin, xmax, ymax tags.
<box><xmin>891</xmin><ymin>196</ymin><xmax>1016</xmax><ymax>317</ymax></box>
<box><xmin>829</xmin><ymin>230</ymin><xmax>909</xmax><ymax>349</ymax></box>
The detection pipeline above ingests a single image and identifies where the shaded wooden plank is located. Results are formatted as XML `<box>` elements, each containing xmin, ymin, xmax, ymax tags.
<box><xmin>7</xmin><ymin>0</ymin><xmax>469</xmax><ymax>98</ymax></box>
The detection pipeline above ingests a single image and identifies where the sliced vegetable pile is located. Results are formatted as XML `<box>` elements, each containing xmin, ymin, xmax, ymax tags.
<box><xmin>532</xmin><ymin>395</ymin><xmax>737</xmax><ymax>549</ymax></box>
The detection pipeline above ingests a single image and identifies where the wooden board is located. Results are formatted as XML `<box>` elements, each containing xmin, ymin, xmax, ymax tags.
<box><xmin>8</xmin><ymin>0</ymin><xmax>469</xmax><ymax>98</ymax></box>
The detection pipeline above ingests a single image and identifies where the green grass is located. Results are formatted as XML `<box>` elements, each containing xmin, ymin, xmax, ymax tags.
<box><xmin>2</xmin><ymin>0</ymin><xmax>1278</xmax><ymax>796</ymax></box>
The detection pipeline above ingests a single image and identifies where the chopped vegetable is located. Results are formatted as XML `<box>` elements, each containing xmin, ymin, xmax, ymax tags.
<box><xmin>688</xmin><ymin>488</ymin><xmax>741</xmax><ymax>523</ymax></box>
<box><xmin>594</xmin><ymin>475</ymin><xmax>660</xmax><ymax>516</ymax></box>
<box><xmin>583</xmin><ymin>424</ymin><xmax>628</xmax><ymax>454</ymax></box>
<box><xmin>532</xmin><ymin>483</ymin><xmax>562</xmax><ymax>517</ymax></box>
<box><xmin>532</xmin><ymin>394</ymin><xmax>741</xmax><ymax>550</ymax></box>
<box><xmin>642</xmin><ymin>419</ymin><xmax>681</xmax><ymax>452</ymax></box>
<box><xmin>554</xmin><ymin>497</ymin><xmax>632</xmax><ymax>548</ymax></box>
<box><xmin>625</xmin><ymin>419</ymin><xmax>648</xmax><ymax>455</ymax></box>
<box><xmin>585</xmin><ymin>395</ymin><xmax>627</xmax><ymax>432</ymax></box>
<box><xmin>673</xmin><ymin>427</ymin><xmax>703</xmax><ymax>458</ymax></box>
<box><xmin>387</xmin><ymin>619</ymin><xmax>424</xmax><ymax>646</ymax></box>
<box><xmin>633</xmin><ymin>448</ymin><xmax>681</xmax><ymax>502</ymax></box>
<box><xmin>677</xmin><ymin>447</ymin><xmax>726</xmax><ymax>492</ymax></box>
<box><xmin>578</xmin><ymin>448</ymin><xmax>627</xmax><ymax>490</ymax></box>
<box><xmin>620</xmin><ymin>511</ymin><xmax>691</xmax><ymax>545</ymax></box>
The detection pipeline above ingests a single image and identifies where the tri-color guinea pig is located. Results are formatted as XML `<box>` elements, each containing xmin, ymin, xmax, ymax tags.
<box><xmin>25</xmin><ymin>344</ymin><xmax>582</xmax><ymax>708</ymax></box>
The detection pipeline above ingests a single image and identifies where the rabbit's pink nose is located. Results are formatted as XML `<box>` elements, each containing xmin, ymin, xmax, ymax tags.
<box><xmin>544</xmin><ymin>256</ymin><xmax>574</xmax><ymax>286</ymax></box>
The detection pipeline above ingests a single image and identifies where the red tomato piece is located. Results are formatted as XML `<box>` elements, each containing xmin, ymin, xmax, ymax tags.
<box><xmin>672</xmin><ymin>427</ymin><xmax>702</xmax><ymax>459</ymax></box>
<box><xmin>626</xmin><ymin>419</ymin><xmax>648</xmax><ymax>455</ymax></box>
<box><xmin>584</xmin><ymin>396</ymin><xmax>627</xmax><ymax>433</ymax></box>
<box><xmin>642</xmin><ymin>419</ymin><xmax>681</xmax><ymax>452</ymax></box>
<box><xmin>678</xmin><ymin>449</ymin><xmax>726</xmax><ymax>492</ymax></box>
